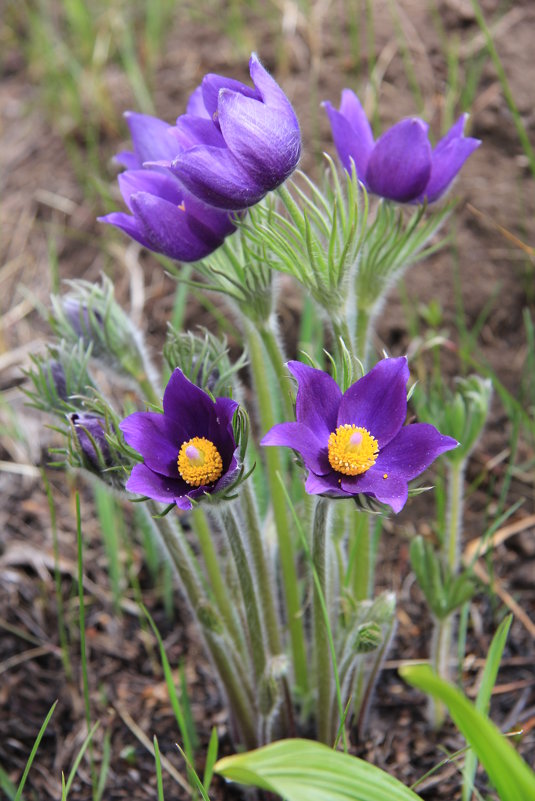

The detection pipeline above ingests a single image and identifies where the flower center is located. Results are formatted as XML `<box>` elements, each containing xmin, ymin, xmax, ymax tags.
<box><xmin>327</xmin><ymin>424</ymin><xmax>379</xmax><ymax>476</ymax></box>
<box><xmin>177</xmin><ymin>437</ymin><xmax>223</xmax><ymax>487</ymax></box>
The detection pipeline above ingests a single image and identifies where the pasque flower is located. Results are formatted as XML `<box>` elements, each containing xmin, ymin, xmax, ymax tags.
<box><xmin>120</xmin><ymin>368</ymin><xmax>239</xmax><ymax>510</ymax></box>
<box><xmin>324</xmin><ymin>90</ymin><xmax>480</xmax><ymax>203</ymax></box>
<box><xmin>261</xmin><ymin>358</ymin><xmax>457</xmax><ymax>512</ymax></box>
<box><xmin>167</xmin><ymin>53</ymin><xmax>301</xmax><ymax>210</ymax></box>
<box><xmin>99</xmin><ymin>112</ymin><xmax>236</xmax><ymax>261</ymax></box>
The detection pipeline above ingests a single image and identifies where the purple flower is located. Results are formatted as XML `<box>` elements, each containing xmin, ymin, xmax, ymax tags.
<box><xmin>324</xmin><ymin>90</ymin><xmax>480</xmax><ymax>203</ymax></box>
<box><xmin>71</xmin><ymin>413</ymin><xmax>111</xmax><ymax>469</ymax></box>
<box><xmin>120</xmin><ymin>369</ymin><xmax>239</xmax><ymax>510</ymax></box>
<box><xmin>99</xmin><ymin>112</ymin><xmax>236</xmax><ymax>261</ymax></box>
<box><xmin>167</xmin><ymin>53</ymin><xmax>301</xmax><ymax>210</ymax></box>
<box><xmin>261</xmin><ymin>358</ymin><xmax>457</xmax><ymax>513</ymax></box>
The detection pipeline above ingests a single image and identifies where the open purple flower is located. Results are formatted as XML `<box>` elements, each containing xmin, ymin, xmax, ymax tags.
<box><xmin>99</xmin><ymin>112</ymin><xmax>236</xmax><ymax>261</ymax></box>
<box><xmin>261</xmin><ymin>358</ymin><xmax>457</xmax><ymax>513</ymax></box>
<box><xmin>167</xmin><ymin>53</ymin><xmax>301</xmax><ymax>210</ymax></box>
<box><xmin>324</xmin><ymin>90</ymin><xmax>480</xmax><ymax>203</ymax></box>
<box><xmin>120</xmin><ymin>369</ymin><xmax>239</xmax><ymax>510</ymax></box>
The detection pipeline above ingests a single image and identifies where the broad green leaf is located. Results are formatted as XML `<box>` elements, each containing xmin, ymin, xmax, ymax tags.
<box><xmin>215</xmin><ymin>739</ymin><xmax>421</xmax><ymax>801</ymax></box>
<box><xmin>401</xmin><ymin>665</ymin><xmax>535</xmax><ymax>801</ymax></box>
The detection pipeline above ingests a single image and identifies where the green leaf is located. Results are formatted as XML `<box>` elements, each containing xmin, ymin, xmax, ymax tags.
<box><xmin>215</xmin><ymin>739</ymin><xmax>421</xmax><ymax>801</ymax></box>
<box><xmin>401</xmin><ymin>664</ymin><xmax>535</xmax><ymax>801</ymax></box>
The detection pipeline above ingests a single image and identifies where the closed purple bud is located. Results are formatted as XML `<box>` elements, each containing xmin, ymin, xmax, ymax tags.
<box><xmin>47</xmin><ymin>360</ymin><xmax>67</xmax><ymax>401</ymax></box>
<box><xmin>169</xmin><ymin>53</ymin><xmax>301</xmax><ymax>211</ymax></box>
<box><xmin>71</xmin><ymin>413</ymin><xmax>111</xmax><ymax>469</ymax></box>
<box><xmin>62</xmin><ymin>298</ymin><xmax>103</xmax><ymax>338</ymax></box>
<box><xmin>324</xmin><ymin>90</ymin><xmax>480</xmax><ymax>204</ymax></box>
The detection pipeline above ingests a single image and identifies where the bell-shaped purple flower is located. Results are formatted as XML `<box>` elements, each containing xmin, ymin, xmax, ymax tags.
<box><xmin>120</xmin><ymin>369</ymin><xmax>239</xmax><ymax>510</ymax></box>
<box><xmin>99</xmin><ymin>112</ymin><xmax>236</xmax><ymax>261</ymax></box>
<box><xmin>167</xmin><ymin>54</ymin><xmax>301</xmax><ymax>210</ymax></box>
<box><xmin>324</xmin><ymin>90</ymin><xmax>480</xmax><ymax>203</ymax></box>
<box><xmin>261</xmin><ymin>358</ymin><xmax>458</xmax><ymax>513</ymax></box>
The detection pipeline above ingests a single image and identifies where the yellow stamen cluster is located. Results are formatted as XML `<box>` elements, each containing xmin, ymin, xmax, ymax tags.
<box><xmin>327</xmin><ymin>424</ymin><xmax>379</xmax><ymax>476</ymax></box>
<box><xmin>177</xmin><ymin>437</ymin><xmax>223</xmax><ymax>487</ymax></box>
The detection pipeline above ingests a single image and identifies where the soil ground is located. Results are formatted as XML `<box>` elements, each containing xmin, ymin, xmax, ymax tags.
<box><xmin>1</xmin><ymin>1</ymin><xmax>534</xmax><ymax>799</ymax></box>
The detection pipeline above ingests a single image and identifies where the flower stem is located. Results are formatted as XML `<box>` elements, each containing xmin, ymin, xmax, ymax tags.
<box><xmin>244</xmin><ymin>320</ymin><xmax>309</xmax><ymax>695</ymax></box>
<box><xmin>429</xmin><ymin>459</ymin><xmax>465</xmax><ymax>728</ymax></box>
<box><xmin>191</xmin><ymin>507</ymin><xmax>246</xmax><ymax>657</ymax></box>
<box><xmin>312</xmin><ymin>497</ymin><xmax>334</xmax><ymax>745</ymax></box>
<box><xmin>259</xmin><ymin>323</ymin><xmax>294</xmax><ymax>422</ymax></box>
<box><xmin>218</xmin><ymin>502</ymin><xmax>267</xmax><ymax>683</ymax></box>
<box><xmin>351</xmin><ymin>509</ymin><xmax>371</xmax><ymax>602</ymax></box>
<box><xmin>354</xmin><ymin>305</ymin><xmax>372</xmax><ymax>370</ymax></box>
<box><xmin>241</xmin><ymin>481</ymin><xmax>283</xmax><ymax>656</ymax></box>
<box><xmin>145</xmin><ymin>505</ymin><xmax>256</xmax><ymax>746</ymax></box>
<box><xmin>312</xmin><ymin>498</ymin><xmax>335</xmax><ymax>746</ymax></box>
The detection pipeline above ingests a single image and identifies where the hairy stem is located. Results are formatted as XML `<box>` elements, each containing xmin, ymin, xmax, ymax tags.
<box><xmin>245</xmin><ymin>320</ymin><xmax>309</xmax><ymax>695</ymax></box>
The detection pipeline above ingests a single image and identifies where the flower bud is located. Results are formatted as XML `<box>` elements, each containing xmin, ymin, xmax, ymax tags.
<box><xmin>70</xmin><ymin>413</ymin><xmax>111</xmax><ymax>470</ymax></box>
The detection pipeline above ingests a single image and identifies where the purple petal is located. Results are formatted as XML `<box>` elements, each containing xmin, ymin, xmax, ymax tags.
<box><xmin>115</xmin><ymin>150</ymin><xmax>141</xmax><ymax>170</ymax></box>
<box><xmin>129</xmin><ymin>192</ymin><xmax>223</xmax><ymax>261</ymax></box>
<box><xmin>202</xmin><ymin>73</ymin><xmax>260</xmax><ymax>123</ymax></box>
<box><xmin>249</xmin><ymin>53</ymin><xmax>298</xmax><ymax>121</ymax></box>
<box><xmin>420</xmin><ymin>136</ymin><xmax>481</xmax><ymax>203</ymax></box>
<box><xmin>185</xmin><ymin>193</ymin><xmax>237</xmax><ymax>238</ymax></box>
<box><xmin>120</xmin><ymin>411</ymin><xmax>187</xmax><ymax>477</ymax></box>
<box><xmin>171</xmin><ymin>145</ymin><xmax>266</xmax><ymax>210</ymax></box>
<box><xmin>98</xmin><ymin>211</ymin><xmax>153</xmax><ymax>250</ymax></box>
<box><xmin>287</xmin><ymin>361</ymin><xmax>342</xmax><ymax>442</ymax></box>
<box><xmin>124</xmin><ymin>112</ymin><xmax>180</xmax><ymax>164</ymax></box>
<box><xmin>163</xmin><ymin>369</ymin><xmax>217</xmax><ymax>438</ymax></box>
<box><xmin>366</xmin><ymin>119</ymin><xmax>432</xmax><ymax>202</ymax></box>
<box><xmin>341</xmin><ymin>468</ymin><xmax>409</xmax><ymax>513</ymax></box>
<box><xmin>126</xmin><ymin>462</ymin><xmax>192</xmax><ymax>506</ymax></box>
<box><xmin>209</xmin><ymin>396</ymin><xmax>239</xmax><ymax>464</ymax></box>
<box><xmin>337</xmin><ymin>358</ymin><xmax>409</xmax><ymax>448</ymax></box>
<box><xmin>305</xmin><ymin>470</ymin><xmax>350</xmax><ymax>498</ymax></box>
<box><xmin>118</xmin><ymin>170</ymin><xmax>182</xmax><ymax>212</ymax></box>
<box><xmin>186</xmin><ymin>85</ymin><xmax>210</xmax><ymax>119</ymax></box>
<box><xmin>218</xmin><ymin>89</ymin><xmax>301</xmax><ymax>187</ymax></box>
<box><xmin>171</xmin><ymin>115</ymin><xmax>226</xmax><ymax>150</ymax></box>
<box><xmin>375</xmin><ymin>424</ymin><xmax>458</xmax><ymax>480</ymax></box>
<box><xmin>323</xmin><ymin>90</ymin><xmax>374</xmax><ymax>181</ymax></box>
<box><xmin>261</xmin><ymin>421</ymin><xmax>331</xmax><ymax>475</ymax></box>
<box><xmin>435</xmin><ymin>114</ymin><xmax>468</xmax><ymax>149</ymax></box>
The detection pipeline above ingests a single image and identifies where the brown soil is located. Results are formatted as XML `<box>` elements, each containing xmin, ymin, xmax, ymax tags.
<box><xmin>1</xmin><ymin>1</ymin><xmax>534</xmax><ymax>799</ymax></box>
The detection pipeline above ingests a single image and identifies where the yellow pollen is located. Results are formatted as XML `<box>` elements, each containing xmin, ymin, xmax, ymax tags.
<box><xmin>177</xmin><ymin>436</ymin><xmax>223</xmax><ymax>487</ymax></box>
<box><xmin>178</xmin><ymin>201</ymin><xmax>186</xmax><ymax>212</ymax></box>
<box><xmin>327</xmin><ymin>424</ymin><xmax>379</xmax><ymax>476</ymax></box>
<box><xmin>383</xmin><ymin>473</ymin><xmax>388</xmax><ymax>479</ymax></box>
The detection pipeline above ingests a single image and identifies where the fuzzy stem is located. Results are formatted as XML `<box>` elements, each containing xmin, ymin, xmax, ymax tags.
<box><xmin>245</xmin><ymin>320</ymin><xmax>309</xmax><ymax>695</ymax></box>
<box><xmin>146</xmin><ymin>505</ymin><xmax>257</xmax><ymax>746</ymax></box>
<box><xmin>429</xmin><ymin>459</ymin><xmax>465</xmax><ymax>728</ymax></box>
<box><xmin>241</xmin><ymin>481</ymin><xmax>283</xmax><ymax>656</ymax></box>
<box><xmin>354</xmin><ymin>305</ymin><xmax>372</xmax><ymax>370</ymax></box>
<box><xmin>218</xmin><ymin>503</ymin><xmax>267</xmax><ymax>683</ymax></box>
<box><xmin>191</xmin><ymin>507</ymin><xmax>246</xmax><ymax>657</ymax></box>
<box><xmin>313</xmin><ymin>497</ymin><xmax>333</xmax><ymax>744</ymax></box>
<box><xmin>259</xmin><ymin>322</ymin><xmax>295</xmax><ymax>422</ymax></box>
<box><xmin>352</xmin><ymin>509</ymin><xmax>371</xmax><ymax>601</ymax></box>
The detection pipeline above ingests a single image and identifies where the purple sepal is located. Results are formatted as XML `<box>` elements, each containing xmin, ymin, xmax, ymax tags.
<box><xmin>71</xmin><ymin>413</ymin><xmax>111</xmax><ymax>469</ymax></box>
